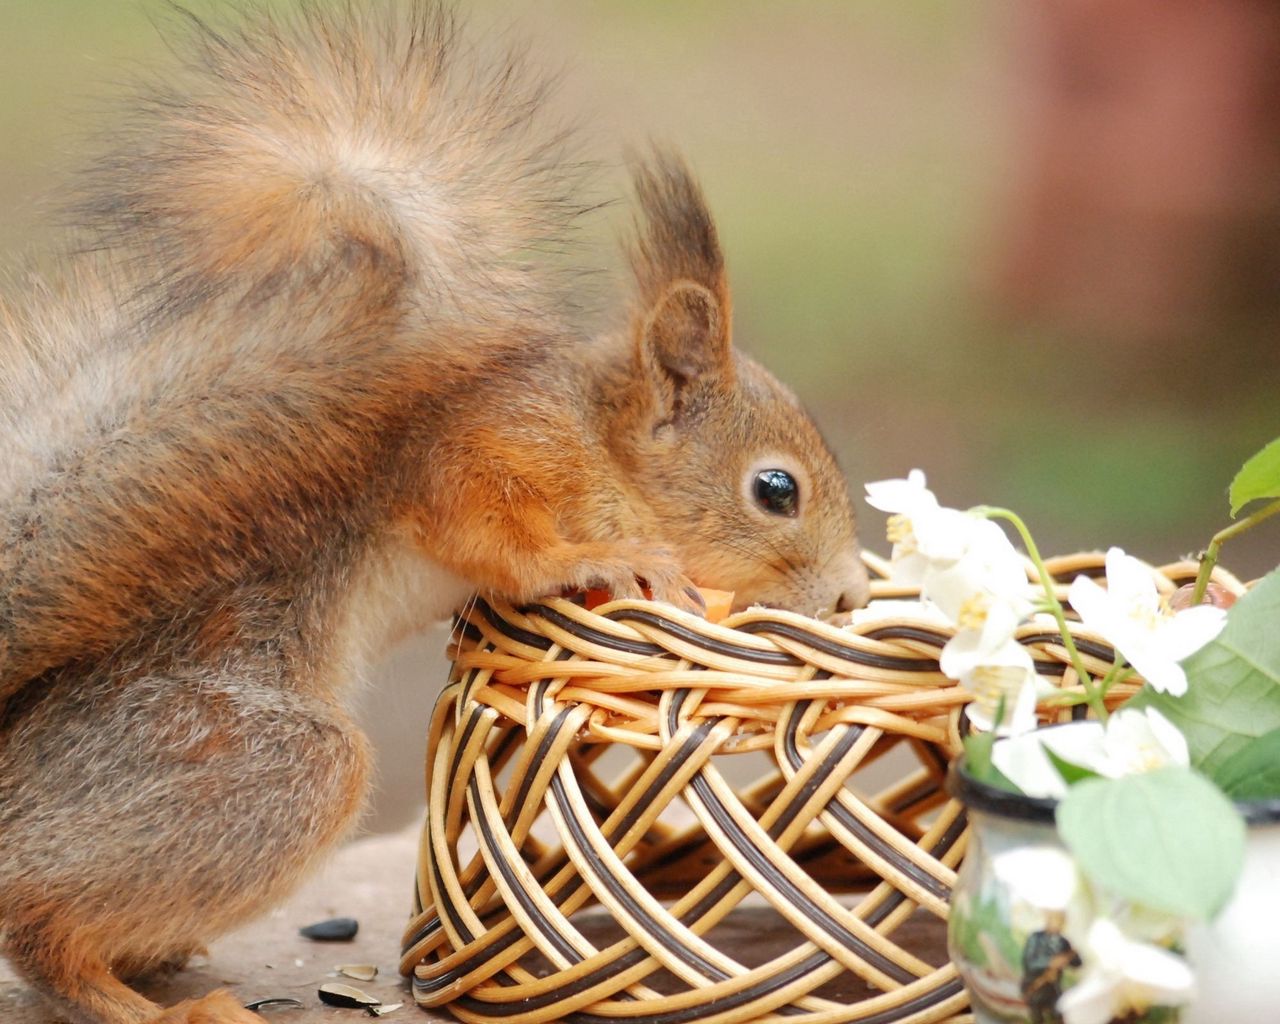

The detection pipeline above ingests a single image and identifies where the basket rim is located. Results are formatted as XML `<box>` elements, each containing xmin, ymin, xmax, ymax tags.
<box><xmin>948</xmin><ymin>754</ymin><xmax>1280</xmax><ymax>825</ymax></box>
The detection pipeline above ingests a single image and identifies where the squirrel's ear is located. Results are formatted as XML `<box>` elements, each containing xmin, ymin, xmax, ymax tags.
<box><xmin>628</xmin><ymin>150</ymin><xmax>733</xmax><ymax>402</ymax></box>
<box><xmin>640</xmin><ymin>280</ymin><xmax>727</xmax><ymax>382</ymax></box>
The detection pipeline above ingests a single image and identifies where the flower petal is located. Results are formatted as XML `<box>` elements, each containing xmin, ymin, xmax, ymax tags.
<box><xmin>943</xmin><ymin>631</ymin><xmax>1038</xmax><ymax>726</ymax></box>
<box><xmin>1127</xmin><ymin>648</ymin><xmax>1189</xmax><ymax>696</ymax></box>
<box><xmin>1096</xmin><ymin>707</ymin><xmax>1190</xmax><ymax>776</ymax></box>
<box><xmin>1116</xmin><ymin>942</ymin><xmax>1196</xmax><ymax>1002</ymax></box>
<box><xmin>1067</xmin><ymin>574</ymin><xmax>1114</xmax><ymax>635</ymax></box>
<box><xmin>1058</xmin><ymin>968</ymin><xmax>1123</xmax><ymax>1024</ymax></box>
<box><xmin>965</xmin><ymin>676</ymin><xmax>1038</xmax><ymax>736</ymax></box>
<box><xmin>1141</xmin><ymin>708</ymin><xmax>1189</xmax><ymax>766</ymax></box>
<box><xmin>1039</xmin><ymin>722</ymin><xmax>1107</xmax><ymax>771</ymax></box>
<box><xmin>991</xmin><ymin>846</ymin><xmax>1079</xmax><ymax>910</ymax></box>
<box><xmin>864</xmin><ymin>470</ymin><xmax>935</xmax><ymax>514</ymax></box>
<box><xmin>992</xmin><ymin>730</ymin><xmax>1072</xmax><ymax>798</ymax></box>
<box><xmin>991</xmin><ymin>722</ymin><xmax>1104</xmax><ymax>797</ymax></box>
<box><xmin>911</xmin><ymin>506</ymin><xmax>973</xmax><ymax>565</ymax></box>
<box><xmin>886</xmin><ymin>550</ymin><xmax>930</xmax><ymax>586</ymax></box>
<box><xmin>939</xmin><ymin>627</ymin><xmax>984</xmax><ymax>678</ymax></box>
<box><xmin>1104</xmin><ymin>547</ymin><xmax>1160</xmax><ymax>616</ymax></box>
<box><xmin>1076</xmin><ymin>919</ymin><xmax>1197</xmax><ymax>1011</ymax></box>
<box><xmin>1159</xmin><ymin>604</ymin><xmax>1228</xmax><ymax>661</ymax></box>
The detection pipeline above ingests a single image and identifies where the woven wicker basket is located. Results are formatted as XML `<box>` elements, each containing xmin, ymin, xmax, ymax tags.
<box><xmin>399</xmin><ymin>553</ymin><xmax>1243</xmax><ymax>1024</ymax></box>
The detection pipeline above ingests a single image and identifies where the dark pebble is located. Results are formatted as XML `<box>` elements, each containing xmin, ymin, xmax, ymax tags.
<box><xmin>298</xmin><ymin>916</ymin><xmax>359</xmax><ymax>941</ymax></box>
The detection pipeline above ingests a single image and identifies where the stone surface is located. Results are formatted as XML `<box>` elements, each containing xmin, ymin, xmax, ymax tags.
<box><xmin>1</xmin><ymin>825</ymin><xmax>955</xmax><ymax>1022</ymax></box>
<box><xmin>0</xmin><ymin>827</ymin><xmax>448</xmax><ymax>1023</ymax></box>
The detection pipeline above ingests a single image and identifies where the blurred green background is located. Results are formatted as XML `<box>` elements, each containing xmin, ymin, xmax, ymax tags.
<box><xmin>3</xmin><ymin>0</ymin><xmax>1278</xmax><ymax>575</ymax></box>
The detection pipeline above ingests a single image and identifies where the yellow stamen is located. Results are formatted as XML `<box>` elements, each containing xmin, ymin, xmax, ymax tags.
<box><xmin>971</xmin><ymin>664</ymin><xmax>1025</xmax><ymax>725</ymax></box>
<box><xmin>886</xmin><ymin>514</ymin><xmax>917</xmax><ymax>553</ymax></box>
<box><xmin>958</xmin><ymin>593</ymin><xmax>990</xmax><ymax>632</ymax></box>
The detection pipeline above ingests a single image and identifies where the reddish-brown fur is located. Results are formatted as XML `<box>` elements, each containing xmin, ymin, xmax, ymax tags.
<box><xmin>0</xmin><ymin>4</ymin><xmax>868</xmax><ymax>1021</ymax></box>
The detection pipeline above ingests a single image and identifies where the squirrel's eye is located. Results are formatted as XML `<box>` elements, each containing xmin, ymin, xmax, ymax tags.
<box><xmin>753</xmin><ymin>469</ymin><xmax>799</xmax><ymax>517</ymax></box>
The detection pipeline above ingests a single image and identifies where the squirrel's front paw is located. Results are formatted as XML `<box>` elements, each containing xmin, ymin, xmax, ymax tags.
<box><xmin>630</xmin><ymin>556</ymin><xmax>706</xmax><ymax>617</ymax></box>
<box><xmin>556</xmin><ymin>542</ymin><xmax>704</xmax><ymax>616</ymax></box>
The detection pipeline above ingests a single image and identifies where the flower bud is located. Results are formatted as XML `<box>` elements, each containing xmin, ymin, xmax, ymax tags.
<box><xmin>1168</xmin><ymin>582</ymin><xmax>1236</xmax><ymax>612</ymax></box>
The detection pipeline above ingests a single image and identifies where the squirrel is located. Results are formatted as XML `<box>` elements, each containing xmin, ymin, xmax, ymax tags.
<box><xmin>0</xmin><ymin>4</ymin><xmax>869</xmax><ymax>1023</ymax></box>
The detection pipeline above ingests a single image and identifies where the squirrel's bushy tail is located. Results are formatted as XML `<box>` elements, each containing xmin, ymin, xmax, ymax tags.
<box><xmin>0</xmin><ymin>3</ymin><xmax>592</xmax><ymax>697</ymax></box>
<box><xmin>79</xmin><ymin>1</ymin><xmax>590</xmax><ymax>330</ymax></box>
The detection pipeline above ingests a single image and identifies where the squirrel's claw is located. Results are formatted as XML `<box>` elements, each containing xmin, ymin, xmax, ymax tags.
<box><xmin>630</xmin><ymin>556</ymin><xmax>705</xmax><ymax>618</ymax></box>
<box><xmin>681</xmin><ymin>585</ymin><xmax>708</xmax><ymax>615</ymax></box>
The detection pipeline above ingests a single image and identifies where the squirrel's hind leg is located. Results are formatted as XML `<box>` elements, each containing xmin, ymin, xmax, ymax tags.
<box><xmin>112</xmin><ymin>945</ymin><xmax>208</xmax><ymax>984</ymax></box>
<box><xmin>3</xmin><ymin>919</ymin><xmax>258</xmax><ymax>1024</ymax></box>
<box><xmin>0</xmin><ymin>668</ymin><xmax>371</xmax><ymax>1024</ymax></box>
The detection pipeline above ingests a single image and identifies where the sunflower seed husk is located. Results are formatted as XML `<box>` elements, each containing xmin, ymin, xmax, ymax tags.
<box><xmin>299</xmin><ymin>916</ymin><xmax>359</xmax><ymax>941</ymax></box>
<box><xmin>244</xmin><ymin>997</ymin><xmax>305</xmax><ymax>1011</ymax></box>
<box><xmin>336</xmin><ymin>963</ymin><xmax>379</xmax><ymax>982</ymax></box>
<box><xmin>368</xmin><ymin>1005</ymin><xmax>403</xmax><ymax>1018</ymax></box>
<box><xmin>318</xmin><ymin>983</ymin><xmax>381</xmax><ymax>1009</ymax></box>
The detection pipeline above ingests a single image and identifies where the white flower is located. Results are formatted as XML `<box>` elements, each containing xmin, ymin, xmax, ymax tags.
<box><xmin>1057</xmin><ymin>918</ymin><xmax>1196</xmax><ymax>1024</ymax></box>
<box><xmin>864</xmin><ymin>470</ymin><xmax>971</xmax><ymax>583</ymax></box>
<box><xmin>924</xmin><ymin>518</ymin><xmax>1034</xmax><ymax>644</ymax></box>
<box><xmin>990</xmin><ymin>708</ymin><xmax>1190</xmax><ymax>798</ymax></box>
<box><xmin>1093</xmin><ymin>707</ymin><xmax>1189</xmax><ymax>778</ymax></box>
<box><xmin>991</xmin><ymin>722</ymin><xmax>1106</xmax><ymax>799</ymax></box>
<box><xmin>866</xmin><ymin>471</ymin><xmax>1036</xmax><ymax>642</ymax></box>
<box><xmin>1068</xmin><ymin>547</ymin><xmax>1227</xmax><ymax>696</ymax></box>
<box><xmin>942</xmin><ymin>629</ymin><xmax>1040</xmax><ymax>735</ymax></box>
<box><xmin>863</xmin><ymin>469</ymin><xmax>936</xmax><ymax>518</ymax></box>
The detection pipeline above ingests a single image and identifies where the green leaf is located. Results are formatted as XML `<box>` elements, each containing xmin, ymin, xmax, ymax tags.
<box><xmin>1229</xmin><ymin>435</ymin><xmax>1280</xmax><ymax>516</ymax></box>
<box><xmin>973</xmin><ymin>892</ymin><xmax>1024</xmax><ymax>970</ymax></box>
<box><xmin>948</xmin><ymin>889</ymin><xmax>1022</xmax><ymax>972</ymax></box>
<box><xmin>1057</xmin><ymin>768</ymin><xmax>1245</xmax><ymax>921</ymax></box>
<box><xmin>1211</xmin><ymin>727</ymin><xmax>1280</xmax><ymax>799</ymax></box>
<box><xmin>961</xmin><ymin>732</ymin><xmax>1017</xmax><ymax>792</ymax></box>
<box><xmin>1043</xmin><ymin>745</ymin><xmax>1102</xmax><ymax>787</ymax></box>
<box><xmin>1133</xmin><ymin>569</ymin><xmax>1280</xmax><ymax>775</ymax></box>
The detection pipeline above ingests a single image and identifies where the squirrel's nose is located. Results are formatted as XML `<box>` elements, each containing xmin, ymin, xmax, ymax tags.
<box><xmin>834</xmin><ymin>588</ymin><xmax>866</xmax><ymax>614</ymax></box>
<box><xmin>833</xmin><ymin>556</ymin><xmax>871</xmax><ymax>613</ymax></box>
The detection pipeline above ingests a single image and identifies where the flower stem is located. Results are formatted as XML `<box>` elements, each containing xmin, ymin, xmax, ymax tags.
<box><xmin>1096</xmin><ymin>657</ymin><xmax>1133</xmax><ymax>704</ymax></box>
<box><xmin>1193</xmin><ymin>497</ymin><xmax>1280</xmax><ymax>603</ymax></box>
<box><xmin>973</xmin><ymin>506</ymin><xmax>1109</xmax><ymax>721</ymax></box>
